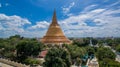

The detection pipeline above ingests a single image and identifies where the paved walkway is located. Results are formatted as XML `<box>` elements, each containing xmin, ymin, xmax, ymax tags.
<box><xmin>116</xmin><ymin>55</ymin><xmax>120</xmax><ymax>62</ymax></box>
<box><xmin>86</xmin><ymin>57</ymin><xmax>99</xmax><ymax>67</ymax></box>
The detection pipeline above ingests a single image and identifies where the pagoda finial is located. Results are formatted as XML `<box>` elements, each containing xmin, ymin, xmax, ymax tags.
<box><xmin>51</xmin><ymin>9</ymin><xmax>58</xmax><ymax>25</ymax></box>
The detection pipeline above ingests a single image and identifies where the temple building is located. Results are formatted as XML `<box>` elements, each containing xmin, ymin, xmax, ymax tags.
<box><xmin>40</xmin><ymin>10</ymin><xmax>71</xmax><ymax>45</ymax></box>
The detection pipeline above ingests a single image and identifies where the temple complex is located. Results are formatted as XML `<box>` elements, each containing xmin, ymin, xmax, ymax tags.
<box><xmin>40</xmin><ymin>10</ymin><xmax>71</xmax><ymax>45</ymax></box>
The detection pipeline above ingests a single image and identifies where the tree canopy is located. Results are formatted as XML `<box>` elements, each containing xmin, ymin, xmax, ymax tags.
<box><xmin>115</xmin><ymin>44</ymin><xmax>120</xmax><ymax>52</ymax></box>
<box><xmin>43</xmin><ymin>47</ymin><xmax>71</xmax><ymax>67</ymax></box>
<box><xmin>16</xmin><ymin>40</ymin><xmax>43</xmax><ymax>62</ymax></box>
<box><xmin>96</xmin><ymin>47</ymin><xmax>116</xmax><ymax>60</ymax></box>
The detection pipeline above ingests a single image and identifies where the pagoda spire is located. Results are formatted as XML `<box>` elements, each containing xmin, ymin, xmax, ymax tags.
<box><xmin>40</xmin><ymin>10</ymin><xmax>71</xmax><ymax>45</ymax></box>
<box><xmin>51</xmin><ymin>9</ymin><xmax>58</xmax><ymax>25</ymax></box>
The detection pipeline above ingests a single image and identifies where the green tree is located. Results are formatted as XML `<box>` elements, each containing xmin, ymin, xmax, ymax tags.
<box><xmin>43</xmin><ymin>47</ymin><xmax>71</xmax><ymax>67</ymax></box>
<box><xmin>72</xmin><ymin>38</ymin><xmax>90</xmax><ymax>47</ymax></box>
<box><xmin>16</xmin><ymin>40</ymin><xmax>43</xmax><ymax>62</ymax></box>
<box><xmin>105</xmin><ymin>38</ymin><xmax>114</xmax><ymax>46</ymax></box>
<box><xmin>96</xmin><ymin>47</ymin><xmax>116</xmax><ymax>60</ymax></box>
<box><xmin>99</xmin><ymin>58</ymin><xmax>120</xmax><ymax>67</ymax></box>
<box><xmin>24</xmin><ymin>57</ymin><xmax>41</xmax><ymax>65</ymax></box>
<box><xmin>9</xmin><ymin>35</ymin><xmax>21</xmax><ymax>39</ymax></box>
<box><xmin>63</xmin><ymin>44</ymin><xmax>87</xmax><ymax>65</ymax></box>
<box><xmin>116</xmin><ymin>44</ymin><xmax>120</xmax><ymax>52</ymax></box>
<box><xmin>76</xmin><ymin>57</ymin><xmax>82</xmax><ymax>66</ymax></box>
<box><xmin>0</xmin><ymin>35</ymin><xmax>44</xmax><ymax>64</ymax></box>
<box><xmin>92</xmin><ymin>38</ymin><xmax>98</xmax><ymax>45</ymax></box>
<box><xmin>0</xmin><ymin>39</ymin><xmax>16</xmax><ymax>59</ymax></box>
<box><xmin>86</xmin><ymin>46</ymin><xmax>95</xmax><ymax>56</ymax></box>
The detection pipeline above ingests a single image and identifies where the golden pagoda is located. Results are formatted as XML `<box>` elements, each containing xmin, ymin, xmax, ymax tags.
<box><xmin>40</xmin><ymin>10</ymin><xmax>71</xmax><ymax>45</ymax></box>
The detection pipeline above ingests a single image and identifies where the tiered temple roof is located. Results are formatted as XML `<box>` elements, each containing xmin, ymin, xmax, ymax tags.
<box><xmin>40</xmin><ymin>10</ymin><xmax>71</xmax><ymax>45</ymax></box>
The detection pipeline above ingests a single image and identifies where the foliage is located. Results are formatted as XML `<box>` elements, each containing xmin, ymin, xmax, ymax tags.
<box><xmin>86</xmin><ymin>46</ymin><xmax>95</xmax><ymax>56</ymax></box>
<box><xmin>0</xmin><ymin>35</ymin><xmax>120</xmax><ymax>66</ymax></box>
<box><xmin>24</xmin><ymin>57</ymin><xmax>41</xmax><ymax>65</ymax></box>
<box><xmin>97</xmin><ymin>39</ymin><xmax>105</xmax><ymax>44</ymax></box>
<box><xmin>9</xmin><ymin>35</ymin><xmax>21</xmax><ymax>39</ymax></box>
<box><xmin>43</xmin><ymin>47</ymin><xmax>71</xmax><ymax>67</ymax></box>
<box><xmin>96</xmin><ymin>47</ymin><xmax>116</xmax><ymax>61</ymax></box>
<box><xmin>0</xmin><ymin>35</ymin><xmax>44</xmax><ymax>64</ymax></box>
<box><xmin>99</xmin><ymin>58</ymin><xmax>120</xmax><ymax>67</ymax></box>
<box><xmin>91</xmin><ymin>38</ymin><xmax>98</xmax><ymax>45</ymax></box>
<box><xmin>115</xmin><ymin>44</ymin><xmax>120</xmax><ymax>52</ymax></box>
<box><xmin>16</xmin><ymin>40</ymin><xmax>43</xmax><ymax>62</ymax></box>
<box><xmin>0</xmin><ymin>35</ymin><xmax>21</xmax><ymax>59</ymax></box>
<box><xmin>76</xmin><ymin>57</ymin><xmax>82</xmax><ymax>66</ymax></box>
<box><xmin>63</xmin><ymin>44</ymin><xmax>87</xmax><ymax>65</ymax></box>
<box><xmin>105</xmin><ymin>38</ymin><xmax>120</xmax><ymax>49</ymax></box>
<box><xmin>72</xmin><ymin>38</ymin><xmax>90</xmax><ymax>47</ymax></box>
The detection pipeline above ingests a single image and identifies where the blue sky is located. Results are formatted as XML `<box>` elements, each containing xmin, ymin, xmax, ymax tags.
<box><xmin>0</xmin><ymin>0</ymin><xmax>120</xmax><ymax>38</ymax></box>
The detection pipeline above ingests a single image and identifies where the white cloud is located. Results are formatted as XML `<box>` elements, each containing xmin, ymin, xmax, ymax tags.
<box><xmin>103</xmin><ymin>0</ymin><xmax>109</xmax><ymax>2</ymax></box>
<box><xmin>0</xmin><ymin>14</ymin><xmax>31</xmax><ymax>37</ymax></box>
<box><xmin>5</xmin><ymin>3</ymin><xmax>9</xmax><ymax>6</ymax></box>
<box><xmin>0</xmin><ymin>14</ymin><xmax>31</xmax><ymax>27</ymax></box>
<box><xmin>0</xmin><ymin>3</ymin><xmax>9</xmax><ymax>8</ymax></box>
<box><xmin>30</xmin><ymin>21</ymin><xmax>49</xmax><ymax>29</ymax></box>
<box><xmin>0</xmin><ymin>3</ymin><xmax>2</xmax><ymax>7</ymax></box>
<box><xmin>109</xmin><ymin>1</ymin><xmax>120</xmax><ymax>7</ymax></box>
<box><xmin>83</xmin><ymin>4</ymin><xmax>97</xmax><ymax>12</ymax></box>
<box><xmin>62</xmin><ymin>2</ymin><xmax>75</xmax><ymax>14</ymax></box>
<box><xmin>0</xmin><ymin>13</ymin><xmax>51</xmax><ymax>38</ymax></box>
<box><xmin>59</xmin><ymin>5</ymin><xmax>120</xmax><ymax>37</ymax></box>
<box><xmin>1</xmin><ymin>1</ymin><xmax>120</xmax><ymax>38</ymax></box>
<box><xmin>90</xmin><ymin>9</ymin><xmax>105</xmax><ymax>13</ymax></box>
